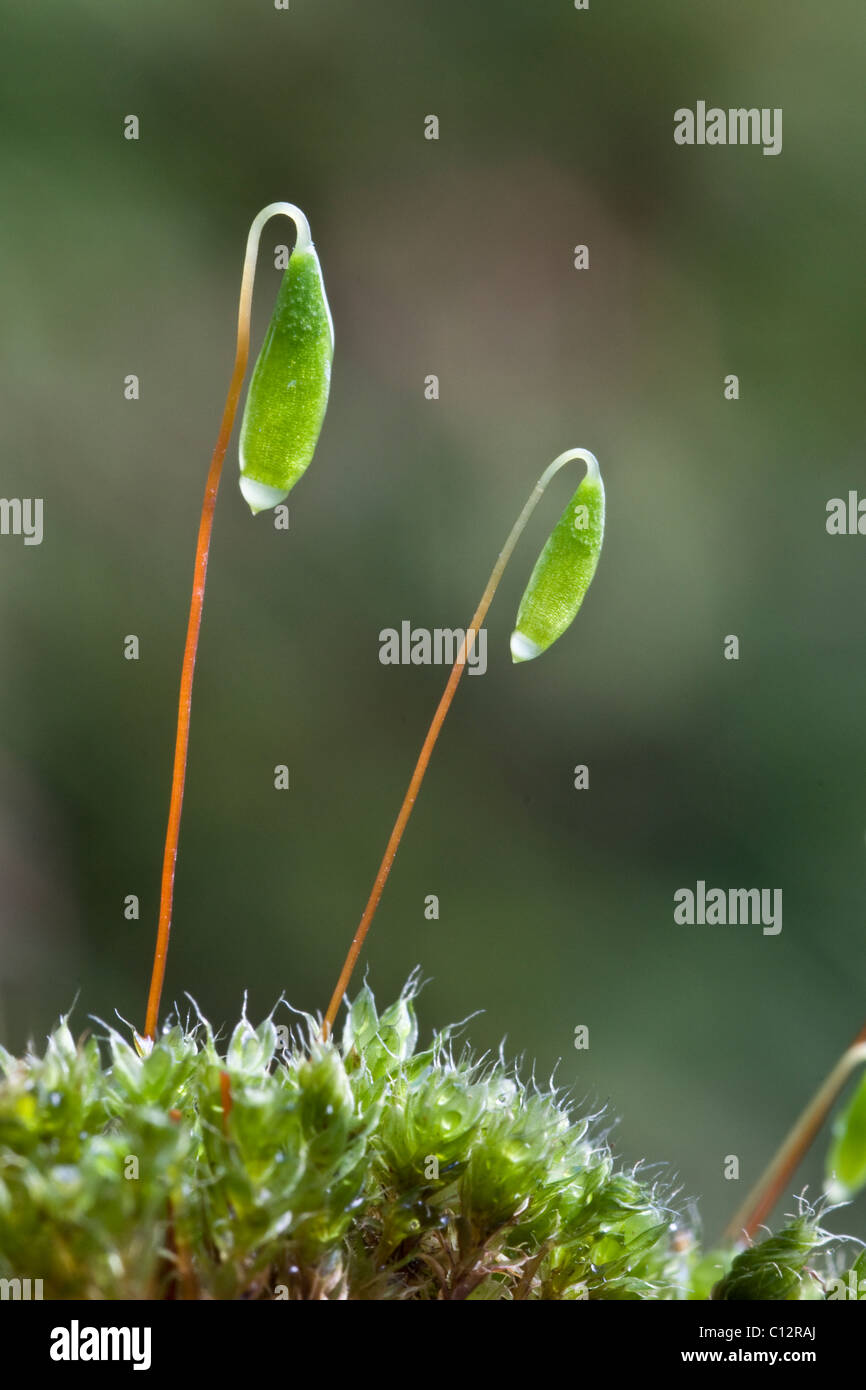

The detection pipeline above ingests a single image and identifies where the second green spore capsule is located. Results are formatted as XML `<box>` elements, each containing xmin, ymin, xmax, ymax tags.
<box><xmin>510</xmin><ymin>452</ymin><xmax>605</xmax><ymax>662</ymax></box>
<box><xmin>239</xmin><ymin>241</ymin><xmax>334</xmax><ymax>514</ymax></box>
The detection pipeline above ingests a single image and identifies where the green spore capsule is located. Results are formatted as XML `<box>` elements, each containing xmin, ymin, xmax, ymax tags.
<box><xmin>238</xmin><ymin>217</ymin><xmax>333</xmax><ymax>514</ymax></box>
<box><xmin>510</xmin><ymin>449</ymin><xmax>604</xmax><ymax>662</ymax></box>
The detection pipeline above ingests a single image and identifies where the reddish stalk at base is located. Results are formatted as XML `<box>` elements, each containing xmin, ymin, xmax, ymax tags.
<box><xmin>724</xmin><ymin>1019</ymin><xmax>866</xmax><ymax>1244</ymax></box>
<box><xmin>321</xmin><ymin>626</ymin><xmax>479</xmax><ymax>1040</ymax></box>
<box><xmin>219</xmin><ymin>1070</ymin><xmax>234</xmax><ymax>1136</ymax></box>
<box><xmin>143</xmin><ymin>368</ymin><xmax>245</xmax><ymax>1040</ymax></box>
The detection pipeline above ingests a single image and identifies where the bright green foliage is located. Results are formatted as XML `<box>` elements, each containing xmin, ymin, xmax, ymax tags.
<box><xmin>0</xmin><ymin>1021</ymin><xmax>192</xmax><ymax>1299</ymax></box>
<box><xmin>687</xmin><ymin>1248</ymin><xmax>732</xmax><ymax>1301</ymax></box>
<box><xmin>711</xmin><ymin>1216</ymin><xmax>825</xmax><ymax>1301</ymax></box>
<box><xmin>238</xmin><ymin>244</ymin><xmax>333</xmax><ymax>513</ymax></box>
<box><xmin>0</xmin><ymin>985</ymin><xmax>858</xmax><ymax>1299</ymax></box>
<box><xmin>511</xmin><ymin>459</ymin><xmax>605</xmax><ymax>662</ymax></box>
<box><xmin>826</xmin><ymin>1071</ymin><xmax>866</xmax><ymax>1201</ymax></box>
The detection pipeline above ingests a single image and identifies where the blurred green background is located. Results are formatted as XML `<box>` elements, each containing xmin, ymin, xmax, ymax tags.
<box><xmin>1</xmin><ymin>0</ymin><xmax>864</xmax><ymax>1244</ymax></box>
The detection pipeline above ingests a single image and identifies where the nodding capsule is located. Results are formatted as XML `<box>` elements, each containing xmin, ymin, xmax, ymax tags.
<box><xmin>510</xmin><ymin>449</ymin><xmax>605</xmax><ymax>661</ymax></box>
<box><xmin>238</xmin><ymin>214</ymin><xmax>333</xmax><ymax>514</ymax></box>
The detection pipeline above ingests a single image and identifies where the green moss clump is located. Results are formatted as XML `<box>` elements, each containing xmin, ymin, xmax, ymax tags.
<box><xmin>0</xmin><ymin>981</ymin><xmax>854</xmax><ymax>1300</ymax></box>
<box><xmin>711</xmin><ymin>1215</ymin><xmax>826</xmax><ymax>1301</ymax></box>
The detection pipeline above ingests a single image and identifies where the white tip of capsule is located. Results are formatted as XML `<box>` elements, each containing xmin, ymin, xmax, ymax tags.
<box><xmin>510</xmin><ymin>630</ymin><xmax>542</xmax><ymax>664</ymax></box>
<box><xmin>239</xmin><ymin>475</ymin><xmax>290</xmax><ymax>515</ymax></box>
